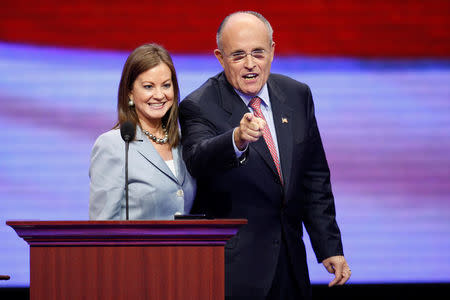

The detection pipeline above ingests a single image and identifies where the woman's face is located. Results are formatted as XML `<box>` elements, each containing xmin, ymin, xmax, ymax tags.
<box><xmin>129</xmin><ymin>62</ymin><xmax>174</xmax><ymax>128</ymax></box>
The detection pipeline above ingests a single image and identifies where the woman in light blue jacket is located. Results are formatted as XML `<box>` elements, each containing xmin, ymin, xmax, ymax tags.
<box><xmin>89</xmin><ymin>44</ymin><xmax>195</xmax><ymax>220</ymax></box>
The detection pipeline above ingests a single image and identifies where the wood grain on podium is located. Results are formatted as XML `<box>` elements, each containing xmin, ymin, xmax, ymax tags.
<box><xmin>31</xmin><ymin>245</ymin><xmax>223</xmax><ymax>299</ymax></box>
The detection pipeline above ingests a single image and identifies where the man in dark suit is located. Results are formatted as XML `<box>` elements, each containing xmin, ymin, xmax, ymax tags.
<box><xmin>179</xmin><ymin>11</ymin><xmax>351</xmax><ymax>300</ymax></box>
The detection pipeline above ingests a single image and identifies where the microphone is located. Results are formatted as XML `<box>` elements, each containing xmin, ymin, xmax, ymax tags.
<box><xmin>120</xmin><ymin>121</ymin><xmax>136</xmax><ymax>142</ymax></box>
<box><xmin>120</xmin><ymin>121</ymin><xmax>135</xmax><ymax>220</ymax></box>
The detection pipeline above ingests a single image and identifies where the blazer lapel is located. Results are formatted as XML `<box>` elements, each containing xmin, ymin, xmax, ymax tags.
<box><xmin>172</xmin><ymin>145</ymin><xmax>186</xmax><ymax>185</ymax></box>
<box><xmin>134</xmin><ymin>127</ymin><xmax>179</xmax><ymax>183</ymax></box>
<box><xmin>268</xmin><ymin>77</ymin><xmax>294</xmax><ymax>190</ymax></box>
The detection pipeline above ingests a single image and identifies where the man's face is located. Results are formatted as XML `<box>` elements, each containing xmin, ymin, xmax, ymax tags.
<box><xmin>215</xmin><ymin>14</ymin><xmax>274</xmax><ymax>97</ymax></box>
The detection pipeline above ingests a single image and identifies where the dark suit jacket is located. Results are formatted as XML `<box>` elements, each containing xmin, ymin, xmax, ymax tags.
<box><xmin>179</xmin><ymin>72</ymin><xmax>343</xmax><ymax>298</ymax></box>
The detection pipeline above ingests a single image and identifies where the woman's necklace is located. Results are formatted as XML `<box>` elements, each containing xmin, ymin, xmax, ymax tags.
<box><xmin>143</xmin><ymin>125</ymin><xmax>169</xmax><ymax>144</ymax></box>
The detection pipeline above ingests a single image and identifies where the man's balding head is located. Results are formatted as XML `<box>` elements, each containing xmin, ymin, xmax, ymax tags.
<box><xmin>216</xmin><ymin>11</ymin><xmax>273</xmax><ymax>51</ymax></box>
<box><xmin>214</xmin><ymin>11</ymin><xmax>275</xmax><ymax>96</ymax></box>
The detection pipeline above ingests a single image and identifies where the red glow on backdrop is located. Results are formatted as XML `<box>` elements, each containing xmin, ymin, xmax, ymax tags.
<box><xmin>1</xmin><ymin>0</ymin><xmax>449</xmax><ymax>57</ymax></box>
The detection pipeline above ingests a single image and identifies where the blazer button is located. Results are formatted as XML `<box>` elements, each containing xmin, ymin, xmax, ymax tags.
<box><xmin>273</xmin><ymin>239</ymin><xmax>280</xmax><ymax>246</ymax></box>
<box><xmin>176</xmin><ymin>189</ymin><xmax>184</xmax><ymax>197</ymax></box>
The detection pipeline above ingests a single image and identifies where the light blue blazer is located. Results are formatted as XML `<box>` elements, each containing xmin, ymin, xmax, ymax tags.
<box><xmin>89</xmin><ymin>126</ymin><xmax>196</xmax><ymax>220</ymax></box>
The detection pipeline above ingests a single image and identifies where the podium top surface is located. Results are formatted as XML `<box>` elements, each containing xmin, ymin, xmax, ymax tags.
<box><xmin>6</xmin><ymin>219</ymin><xmax>247</xmax><ymax>246</ymax></box>
<box><xmin>7</xmin><ymin>219</ymin><xmax>247</xmax><ymax>226</ymax></box>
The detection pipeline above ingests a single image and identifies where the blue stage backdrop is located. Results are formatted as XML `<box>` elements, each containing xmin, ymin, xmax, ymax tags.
<box><xmin>1</xmin><ymin>42</ymin><xmax>449</xmax><ymax>286</ymax></box>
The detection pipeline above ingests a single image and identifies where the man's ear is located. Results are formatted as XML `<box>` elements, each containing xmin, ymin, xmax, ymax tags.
<box><xmin>270</xmin><ymin>42</ymin><xmax>275</xmax><ymax>63</ymax></box>
<box><xmin>214</xmin><ymin>49</ymin><xmax>226</xmax><ymax>69</ymax></box>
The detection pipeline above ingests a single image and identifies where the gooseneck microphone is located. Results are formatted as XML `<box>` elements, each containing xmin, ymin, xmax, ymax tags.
<box><xmin>120</xmin><ymin>121</ymin><xmax>136</xmax><ymax>220</ymax></box>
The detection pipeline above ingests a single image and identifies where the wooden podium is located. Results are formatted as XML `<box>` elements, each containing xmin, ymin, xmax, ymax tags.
<box><xmin>7</xmin><ymin>219</ymin><xmax>247</xmax><ymax>300</ymax></box>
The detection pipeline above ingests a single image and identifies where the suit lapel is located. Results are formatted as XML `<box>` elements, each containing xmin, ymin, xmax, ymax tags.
<box><xmin>134</xmin><ymin>127</ymin><xmax>179</xmax><ymax>184</ymax></box>
<box><xmin>219</xmin><ymin>75</ymin><xmax>248</xmax><ymax>126</ymax></box>
<box><xmin>268</xmin><ymin>77</ymin><xmax>294</xmax><ymax>189</ymax></box>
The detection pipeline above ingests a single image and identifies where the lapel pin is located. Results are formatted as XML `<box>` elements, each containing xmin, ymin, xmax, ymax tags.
<box><xmin>282</xmin><ymin>117</ymin><xmax>288</xmax><ymax>124</ymax></box>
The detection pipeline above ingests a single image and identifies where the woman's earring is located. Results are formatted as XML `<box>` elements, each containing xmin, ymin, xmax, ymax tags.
<box><xmin>128</xmin><ymin>99</ymin><xmax>135</xmax><ymax>107</ymax></box>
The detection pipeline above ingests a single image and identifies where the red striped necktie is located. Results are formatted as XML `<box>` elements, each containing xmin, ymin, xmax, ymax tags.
<box><xmin>249</xmin><ymin>96</ymin><xmax>283</xmax><ymax>184</ymax></box>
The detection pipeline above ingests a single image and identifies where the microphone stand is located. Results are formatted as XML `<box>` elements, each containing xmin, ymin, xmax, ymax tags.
<box><xmin>125</xmin><ymin>140</ymin><xmax>130</xmax><ymax>220</ymax></box>
<box><xmin>120</xmin><ymin>120</ymin><xmax>135</xmax><ymax>220</ymax></box>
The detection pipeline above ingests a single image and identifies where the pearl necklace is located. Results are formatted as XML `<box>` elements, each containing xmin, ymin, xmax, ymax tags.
<box><xmin>143</xmin><ymin>125</ymin><xmax>169</xmax><ymax>144</ymax></box>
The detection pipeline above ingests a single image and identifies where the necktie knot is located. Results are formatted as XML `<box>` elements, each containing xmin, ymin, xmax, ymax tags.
<box><xmin>249</xmin><ymin>97</ymin><xmax>264</xmax><ymax>119</ymax></box>
<box><xmin>249</xmin><ymin>96</ymin><xmax>262</xmax><ymax>111</ymax></box>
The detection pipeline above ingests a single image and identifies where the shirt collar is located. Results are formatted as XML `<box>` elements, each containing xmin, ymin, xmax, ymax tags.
<box><xmin>234</xmin><ymin>84</ymin><xmax>271</xmax><ymax>109</ymax></box>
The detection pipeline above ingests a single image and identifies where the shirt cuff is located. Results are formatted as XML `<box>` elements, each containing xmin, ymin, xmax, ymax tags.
<box><xmin>232</xmin><ymin>128</ymin><xmax>247</xmax><ymax>157</ymax></box>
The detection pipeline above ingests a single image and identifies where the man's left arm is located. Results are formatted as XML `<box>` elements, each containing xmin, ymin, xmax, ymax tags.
<box><xmin>300</xmin><ymin>86</ymin><xmax>351</xmax><ymax>286</ymax></box>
